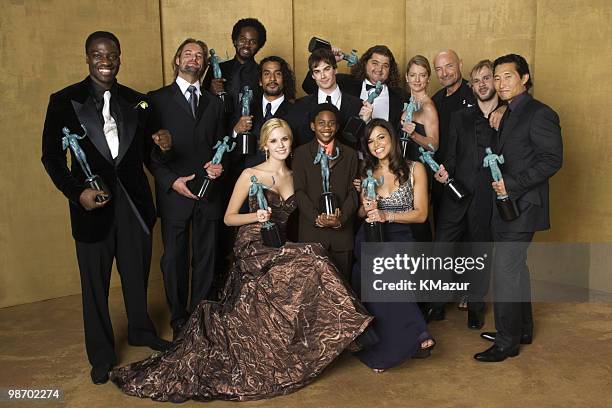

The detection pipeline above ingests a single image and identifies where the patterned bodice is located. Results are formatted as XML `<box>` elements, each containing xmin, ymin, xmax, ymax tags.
<box><xmin>377</xmin><ymin>163</ymin><xmax>416</xmax><ymax>212</ymax></box>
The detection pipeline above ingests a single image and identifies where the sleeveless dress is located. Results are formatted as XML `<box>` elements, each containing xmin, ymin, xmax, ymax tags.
<box><xmin>351</xmin><ymin>163</ymin><xmax>433</xmax><ymax>369</ymax></box>
<box><xmin>110</xmin><ymin>190</ymin><xmax>373</xmax><ymax>402</ymax></box>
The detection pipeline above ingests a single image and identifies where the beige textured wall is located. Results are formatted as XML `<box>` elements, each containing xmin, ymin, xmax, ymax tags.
<box><xmin>2</xmin><ymin>0</ymin><xmax>612</xmax><ymax>307</ymax></box>
<box><xmin>0</xmin><ymin>0</ymin><xmax>163</xmax><ymax>308</ymax></box>
<box><xmin>159</xmin><ymin>0</ymin><xmax>294</xmax><ymax>85</ymax></box>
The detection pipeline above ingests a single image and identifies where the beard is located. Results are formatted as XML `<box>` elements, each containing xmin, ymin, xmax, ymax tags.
<box><xmin>264</xmin><ymin>82</ymin><xmax>283</xmax><ymax>97</ymax></box>
<box><xmin>475</xmin><ymin>88</ymin><xmax>496</xmax><ymax>102</ymax></box>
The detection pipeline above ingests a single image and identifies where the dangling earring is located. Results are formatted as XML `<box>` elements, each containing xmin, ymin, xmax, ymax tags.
<box><xmin>265</xmin><ymin>149</ymin><xmax>269</xmax><ymax>161</ymax></box>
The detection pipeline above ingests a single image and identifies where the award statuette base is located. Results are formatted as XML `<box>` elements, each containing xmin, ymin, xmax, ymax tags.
<box><xmin>365</xmin><ymin>221</ymin><xmax>384</xmax><ymax>242</ymax></box>
<box><xmin>238</xmin><ymin>132</ymin><xmax>256</xmax><ymax>155</ymax></box>
<box><xmin>189</xmin><ymin>175</ymin><xmax>214</xmax><ymax>201</ymax></box>
<box><xmin>308</xmin><ymin>37</ymin><xmax>331</xmax><ymax>52</ymax></box>
<box><xmin>261</xmin><ymin>221</ymin><xmax>284</xmax><ymax>248</ymax></box>
<box><xmin>496</xmin><ymin>196</ymin><xmax>519</xmax><ymax>221</ymax></box>
<box><xmin>86</xmin><ymin>175</ymin><xmax>111</xmax><ymax>203</ymax></box>
<box><xmin>319</xmin><ymin>192</ymin><xmax>338</xmax><ymax>216</ymax></box>
<box><xmin>445</xmin><ymin>178</ymin><xmax>468</xmax><ymax>201</ymax></box>
<box><xmin>400</xmin><ymin>138</ymin><xmax>411</xmax><ymax>159</ymax></box>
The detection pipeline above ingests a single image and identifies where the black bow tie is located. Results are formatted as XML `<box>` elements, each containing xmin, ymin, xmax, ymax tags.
<box><xmin>366</xmin><ymin>83</ymin><xmax>376</xmax><ymax>91</ymax></box>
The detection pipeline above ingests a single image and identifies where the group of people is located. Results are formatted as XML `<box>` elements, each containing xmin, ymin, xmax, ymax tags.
<box><xmin>41</xmin><ymin>16</ymin><xmax>563</xmax><ymax>403</ymax></box>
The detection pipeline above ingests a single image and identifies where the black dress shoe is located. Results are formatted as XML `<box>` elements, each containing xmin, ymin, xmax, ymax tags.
<box><xmin>467</xmin><ymin>310</ymin><xmax>484</xmax><ymax>329</ymax></box>
<box><xmin>129</xmin><ymin>335</ymin><xmax>172</xmax><ymax>352</ymax></box>
<box><xmin>474</xmin><ymin>344</ymin><xmax>519</xmax><ymax>362</ymax></box>
<box><xmin>480</xmin><ymin>331</ymin><xmax>532</xmax><ymax>344</ymax></box>
<box><xmin>424</xmin><ymin>307</ymin><xmax>445</xmax><ymax>323</ymax></box>
<box><xmin>90</xmin><ymin>363</ymin><xmax>112</xmax><ymax>385</ymax></box>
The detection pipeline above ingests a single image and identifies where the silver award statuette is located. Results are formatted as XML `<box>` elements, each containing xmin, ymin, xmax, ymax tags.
<box><xmin>61</xmin><ymin>126</ymin><xmax>111</xmax><ymax>203</ymax></box>
<box><xmin>366</xmin><ymin>81</ymin><xmax>383</xmax><ymax>104</ymax></box>
<box><xmin>483</xmin><ymin>146</ymin><xmax>519</xmax><ymax>221</ymax></box>
<box><xmin>362</xmin><ymin>169</ymin><xmax>385</xmax><ymax>242</ymax></box>
<box><xmin>190</xmin><ymin>136</ymin><xmax>235</xmax><ymax>200</ymax></box>
<box><xmin>307</xmin><ymin>36</ymin><xmax>359</xmax><ymax>67</ymax></box>
<box><xmin>209</xmin><ymin>48</ymin><xmax>232</xmax><ymax>114</ymax></box>
<box><xmin>418</xmin><ymin>144</ymin><xmax>467</xmax><ymax>201</ymax></box>
<box><xmin>237</xmin><ymin>85</ymin><xmax>256</xmax><ymax>155</ymax></box>
<box><xmin>314</xmin><ymin>145</ymin><xmax>340</xmax><ymax>215</ymax></box>
<box><xmin>249</xmin><ymin>175</ymin><xmax>284</xmax><ymax>248</ymax></box>
<box><xmin>399</xmin><ymin>95</ymin><xmax>420</xmax><ymax>158</ymax></box>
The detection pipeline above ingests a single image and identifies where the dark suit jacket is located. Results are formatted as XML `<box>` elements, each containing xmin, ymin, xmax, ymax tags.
<box><xmin>230</xmin><ymin>91</ymin><xmax>294</xmax><ymax>169</ymax></box>
<box><xmin>202</xmin><ymin>57</ymin><xmax>260</xmax><ymax>115</ymax></box>
<box><xmin>302</xmin><ymin>73</ymin><xmax>406</xmax><ymax>126</ymax></box>
<box><xmin>492</xmin><ymin>93</ymin><xmax>563</xmax><ymax>233</ymax></box>
<box><xmin>292</xmin><ymin>139</ymin><xmax>359</xmax><ymax>251</ymax></box>
<box><xmin>285</xmin><ymin>91</ymin><xmax>362</xmax><ymax>147</ymax></box>
<box><xmin>147</xmin><ymin>83</ymin><xmax>226</xmax><ymax>221</ymax></box>
<box><xmin>41</xmin><ymin>77</ymin><xmax>156</xmax><ymax>243</ymax></box>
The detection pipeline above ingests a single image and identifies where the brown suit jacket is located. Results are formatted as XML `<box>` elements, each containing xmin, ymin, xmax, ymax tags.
<box><xmin>292</xmin><ymin>139</ymin><xmax>359</xmax><ymax>251</ymax></box>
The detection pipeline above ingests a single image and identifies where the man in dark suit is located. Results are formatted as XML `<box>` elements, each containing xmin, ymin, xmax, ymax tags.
<box><xmin>474</xmin><ymin>54</ymin><xmax>563</xmax><ymax>362</ymax></box>
<box><xmin>147</xmin><ymin>38</ymin><xmax>225</xmax><ymax>340</ymax></box>
<box><xmin>231</xmin><ymin>55</ymin><xmax>295</xmax><ymax>171</ymax></box>
<box><xmin>41</xmin><ymin>31</ymin><xmax>171</xmax><ymax>384</ymax></box>
<box><xmin>203</xmin><ymin>17</ymin><xmax>267</xmax><ymax>115</ymax></box>
<box><xmin>433</xmin><ymin>60</ymin><xmax>499</xmax><ymax>329</ymax></box>
<box><xmin>302</xmin><ymin>45</ymin><xmax>406</xmax><ymax>126</ymax></box>
<box><xmin>286</xmin><ymin>48</ymin><xmax>362</xmax><ymax>147</ymax></box>
<box><xmin>292</xmin><ymin>103</ymin><xmax>359</xmax><ymax>279</ymax></box>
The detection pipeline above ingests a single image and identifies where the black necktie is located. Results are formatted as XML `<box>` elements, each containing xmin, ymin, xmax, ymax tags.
<box><xmin>187</xmin><ymin>85</ymin><xmax>198</xmax><ymax>118</ymax></box>
<box><xmin>264</xmin><ymin>102</ymin><xmax>273</xmax><ymax>121</ymax></box>
<box><xmin>326</xmin><ymin>95</ymin><xmax>332</xmax><ymax>104</ymax></box>
<box><xmin>365</xmin><ymin>83</ymin><xmax>376</xmax><ymax>91</ymax></box>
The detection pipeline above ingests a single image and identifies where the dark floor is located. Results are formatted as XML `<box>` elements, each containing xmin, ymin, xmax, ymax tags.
<box><xmin>1</xmin><ymin>278</ymin><xmax>611</xmax><ymax>408</ymax></box>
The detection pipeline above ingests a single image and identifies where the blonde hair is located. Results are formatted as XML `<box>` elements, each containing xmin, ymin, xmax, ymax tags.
<box><xmin>406</xmin><ymin>55</ymin><xmax>431</xmax><ymax>77</ymax></box>
<box><xmin>259</xmin><ymin>118</ymin><xmax>293</xmax><ymax>151</ymax></box>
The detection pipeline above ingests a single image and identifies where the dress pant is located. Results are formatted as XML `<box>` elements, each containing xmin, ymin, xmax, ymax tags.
<box><xmin>75</xmin><ymin>186</ymin><xmax>155</xmax><ymax>367</ymax></box>
<box><xmin>434</xmin><ymin>195</ymin><xmax>493</xmax><ymax>311</ymax></box>
<box><xmin>160</xmin><ymin>202</ymin><xmax>219</xmax><ymax>329</ymax></box>
<box><xmin>491</xmin><ymin>230</ymin><xmax>534</xmax><ymax>349</ymax></box>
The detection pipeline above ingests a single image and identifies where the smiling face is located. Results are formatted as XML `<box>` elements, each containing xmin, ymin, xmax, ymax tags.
<box><xmin>86</xmin><ymin>38</ymin><xmax>120</xmax><ymax>89</ymax></box>
<box><xmin>367</xmin><ymin>126</ymin><xmax>393</xmax><ymax>161</ymax></box>
<box><xmin>264</xmin><ymin>126</ymin><xmax>291</xmax><ymax>160</ymax></box>
<box><xmin>260</xmin><ymin>60</ymin><xmax>284</xmax><ymax>97</ymax></box>
<box><xmin>365</xmin><ymin>53</ymin><xmax>390</xmax><ymax>84</ymax></box>
<box><xmin>494</xmin><ymin>62</ymin><xmax>528</xmax><ymax>103</ymax></box>
<box><xmin>434</xmin><ymin>51</ymin><xmax>462</xmax><ymax>89</ymax></box>
<box><xmin>234</xmin><ymin>26</ymin><xmax>260</xmax><ymax>62</ymax></box>
<box><xmin>311</xmin><ymin>61</ymin><xmax>337</xmax><ymax>92</ymax></box>
<box><xmin>310</xmin><ymin>110</ymin><xmax>338</xmax><ymax>144</ymax></box>
<box><xmin>406</xmin><ymin>63</ymin><xmax>430</xmax><ymax>93</ymax></box>
<box><xmin>471</xmin><ymin>65</ymin><xmax>496</xmax><ymax>102</ymax></box>
<box><xmin>175</xmin><ymin>42</ymin><xmax>205</xmax><ymax>81</ymax></box>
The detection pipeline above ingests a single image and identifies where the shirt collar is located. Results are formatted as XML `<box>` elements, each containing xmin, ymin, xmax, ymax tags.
<box><xmin>362</xmin><ymin>79</ymin><xmax>389</xmax><ymax>97</ymax></box>
<box><xmin>317</xmin><ymin>86</ymin><xmax>342</xmax><ymax>105</ymax></box>
<box><xmin>316</xmin><ymin>138</ymin><xmax>336</xmax><ymax>156</ymax></box>
<box><xmin>175</xmin><ymin>75</ymin><xmax>201</xmax><ymax>97</ymax></box>
<box><xmin>508</xmin><ymin>91</ymin><xmax>528</xmax><ymax>111</ymax></box>
<box><xmin>262</xmin><ymin>94</ymin><xmax>285</xmax><ymax>115</ymax></box>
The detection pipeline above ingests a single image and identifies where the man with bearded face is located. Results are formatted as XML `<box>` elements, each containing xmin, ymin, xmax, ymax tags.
<box><xmin>431</xmin><ymin>60</ymin><xmax>500</xmax><ymax>328</ymax></box>
<box><xmin>203</xmin><ymin>17</ymin><xmax>267</xmax><ymax>116</ymax></box>
<box><xmin>146</xmin><ymin>38</ymin><xmax>226</xmax><ymax>341</ymax></box>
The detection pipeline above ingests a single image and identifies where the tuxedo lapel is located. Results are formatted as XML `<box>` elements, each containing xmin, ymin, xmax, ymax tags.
<box><xmin>498</xmin><ymin>109</ymin><xmax>518</xmax><ymax>152</ymax></box>
<box><xmin>172</xmin><ymin>83</ymin><xmax>195</xmax><ymax>120</ymax></box>
<box><xmin>389</xmin><ymin>90</ymin><xmax>402</xmax><ymax>124</ymax></box>
<box><xmin>115</xmin><ymin>91</ymin><xmax>137</xmax><ymax>165</ymax></box>
<box><xmin>71</xmin><ymin>98</ymin><xmax>114</xmax><ymax>164</ymax></box>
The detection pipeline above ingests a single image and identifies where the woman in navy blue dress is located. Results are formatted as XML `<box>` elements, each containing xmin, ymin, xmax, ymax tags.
<box><xmin>351</xmin><ymin>118</ymin><xmax>435</xmax><ymax>372</ymax></box>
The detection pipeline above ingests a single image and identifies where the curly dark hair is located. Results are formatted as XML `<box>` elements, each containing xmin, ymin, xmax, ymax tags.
<box><xmin>493</xmin><ymin>53</ymin><xmax>532</xmax><ymax>90</ymax></box>
<box><xmin>231</xmin><ymin>18</ymin><xmax>267</xmax><ymax>49</ymax></box>
<box><xmin>85</xmin><ymin>31</ymin><xmax>120</xmax><ymax>54</ymax></box>
<box><xmin>360</xmin><ymin>119</ymin><xmax>411</xmax><ymax>185</ymax></box>
<box><xmin>350</xmin><ymin>45</ymin><xmax>400</xmax><ymax>88</ymax></box>
<box><xmin>259</xmin><ymin>55</ymin><xmax>296</xmax><ymax>101</ymax></box>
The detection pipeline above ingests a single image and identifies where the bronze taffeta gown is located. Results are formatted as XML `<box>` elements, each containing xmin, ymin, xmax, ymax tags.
<box><xmin>110</xmin><ymin>191</ymin><xmax>373</xmax><ymax>402</ymax></box>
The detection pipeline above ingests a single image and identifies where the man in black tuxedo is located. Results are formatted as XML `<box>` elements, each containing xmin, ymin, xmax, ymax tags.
<box><xmin>302</xmin><ymin>45</ymin><xmax>406</xmax><ymax>127</ymax></box>
<box><xmin>231</xmin><ymin>55</ymin><xmax>295</xmax><ymax>171</ymax></box>
<box><xmin>41</xmin><ymin>31</ymin><xmax>171</xmax><ymax>385</ymax></box>
<box><xmin>147</xmin><ymin>38</ymin><xmax>225</xmax><ymax>340</ymax></box>
<box><xmin>474</xmin><ymin>54</ymin><xmax>563</xmax><ymax>362</ymax></box>
<box><xmin>433</xmin><ymin>60</ymin><xmax>500</xmax><ymax>329</ymax></box>
<box><xmin>203</xmin><ymin>17</ymin><xmax>267</xmax><ymax>115</ymax></box>
<box><xmin>286</xmin><ymin>48</ymin><xmax>362</xmax><ymax>147</ymax></box>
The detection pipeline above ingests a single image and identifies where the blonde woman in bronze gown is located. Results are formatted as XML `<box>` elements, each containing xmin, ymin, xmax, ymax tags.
<box><xmin>110</xmin><ymin>119</ymin><xmax>373</xmax><ymax>402</ymax></box>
